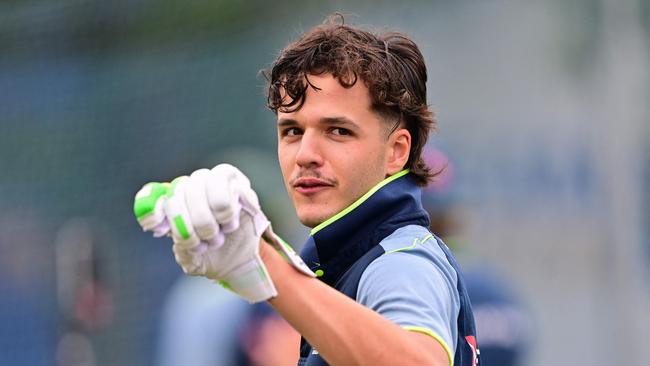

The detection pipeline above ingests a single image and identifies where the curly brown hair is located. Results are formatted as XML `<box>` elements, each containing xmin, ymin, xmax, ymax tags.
<box><xmin>265</xmin><ymin>15</ymin><xmax>436</xmax><ymax>186</ymax></box>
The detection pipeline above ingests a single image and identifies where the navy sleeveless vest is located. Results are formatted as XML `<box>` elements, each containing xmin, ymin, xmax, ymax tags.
<box><xmin>297</xmin><ymin>173</ymin><xmax>479</xmax><ymax>366</ymax></box>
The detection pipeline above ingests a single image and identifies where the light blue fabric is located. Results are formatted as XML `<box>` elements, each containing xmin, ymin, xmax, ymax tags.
<box><xmin>157</xmin><ymin>276</ymin><xmax>248</xmax><ymax>366</ymax></box>
<box><xmin>356</xmin><ymin>225</ymin><xmax>460</xmax><ymax>355</ymax></box>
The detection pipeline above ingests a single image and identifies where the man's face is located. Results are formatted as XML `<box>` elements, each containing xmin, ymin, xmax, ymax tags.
<box><xmin>277</xmin><ymin>74</ymin><xmax>391</xmax><ymax>228</ymax></box>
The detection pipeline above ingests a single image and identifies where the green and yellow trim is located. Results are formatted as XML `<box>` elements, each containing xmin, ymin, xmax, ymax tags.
<box><xmin>403</xmin><ymin>325</ymin><xmax>454</xmax><ymax>366</ymax></box>
<box><xmin>385</xmin><ymin>234</ymin><xmax>434</xmax><ymax>255</ymax></box>
<box><xmin>274</xmin><ymin>235</ymin><xmax>297</xmax><ymax>255</ymax></box>
<box><xmin>217</xmin><ymin>280</ymin><xmax>234</xmax><ymax>292</ymax></box>
<box><xmin>310</xmin><ymin>169</ymin><xmax>410</xmax><ymax>235</ymax></box>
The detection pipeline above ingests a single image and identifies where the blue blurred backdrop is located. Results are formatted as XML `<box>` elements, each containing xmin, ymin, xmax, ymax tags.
<box><xmin>1</xmin><ymin>1</ymin><xmax>648</xmax><ymax>365</ymax></box>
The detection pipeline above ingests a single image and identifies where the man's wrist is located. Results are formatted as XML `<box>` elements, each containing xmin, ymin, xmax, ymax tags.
<box><xmin>259</xmin><ymin>238</ymin><xmax>279</xmax><ymax>267</ymax></box>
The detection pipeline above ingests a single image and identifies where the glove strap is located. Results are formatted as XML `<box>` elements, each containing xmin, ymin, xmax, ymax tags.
<box><xmin>220</xmin><ymin>256</ymin><xmax>278</xmax><ymax>303</ymax></box>
<box><xmin>263</xmin><ymin>228</ymin><xmax>316</xmax><ymax>278</ymax></box>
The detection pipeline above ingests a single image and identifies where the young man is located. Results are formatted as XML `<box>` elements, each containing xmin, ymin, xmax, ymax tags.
<box><xmin>134</xmin><ymin>18</ymin><xmax>479</xmax><ymax>366</ymax></box>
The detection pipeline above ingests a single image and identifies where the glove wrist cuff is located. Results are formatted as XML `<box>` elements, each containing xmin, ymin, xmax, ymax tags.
<box><xmin>219</xmin><ymin>256</ymin><xmax>277</xmax><ymax>303</ymax></box>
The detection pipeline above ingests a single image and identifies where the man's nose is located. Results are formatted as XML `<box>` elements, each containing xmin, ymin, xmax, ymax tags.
<box><xmin>295</xmin><ymin>131</ymin><xmax>323</xmax><ymax>168</ymax></box>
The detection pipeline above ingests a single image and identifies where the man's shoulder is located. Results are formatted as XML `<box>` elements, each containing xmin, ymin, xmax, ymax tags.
<box><xmin>356</xmin><ymin>225</ymin><xmax>461</xmax><ymax>357</ymax></box>
<box><xmin>378</xmin><ymin>225</ymin><xmax>450</xmax><ymax>265</ymax></box>
<box><xmin>378</xmin><ymin>224</ymin><xmax>435</xmax><ymax>251</ymax></box>
<box><xmin>356</xmin><ymin>225</ymin><xmax>458</xmax><ymax>286</ymax></box>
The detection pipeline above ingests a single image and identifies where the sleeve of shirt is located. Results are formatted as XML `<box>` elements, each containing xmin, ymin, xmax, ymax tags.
<box><xmin>356</xmin><ymin>247</ymin><xmax>459</xmax><ymax>364</ymax></box>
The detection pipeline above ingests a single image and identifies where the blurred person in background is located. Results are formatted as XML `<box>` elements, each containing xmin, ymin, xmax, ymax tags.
<box><xmin>157</xmin><ymin>277</ymin><xmax>248</xmax><ymax>366</ymax></box>
<box><xmin>237</xmin><ymin>303</ymin><xmax>301</xmax><ymax>366</ymax></box>
<box><xmin>0</xmin><ymin>212</ymin><xmax>57</xmax><ymax>365</ymax></box>
<box><xmin>136</xmin><ymin>16</ymin><xmax>478</xmax><ymax>366</ymax></box>
<box><xmin>158</xmin><ymin>276</ymin><xmax>299</xmax><ymax>366</ymax></box>
<box><xmin>423</xmin><ymin>147</ymin><xmax>533</xmax><ymax>366</ymax></box>
<box><xmin>54</xmin><ymin>218</ymin><xmax>116</xmax><ymax>366</ymax></box>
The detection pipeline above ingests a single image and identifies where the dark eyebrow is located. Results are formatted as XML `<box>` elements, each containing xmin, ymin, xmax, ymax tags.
<box><xmin>277</xmin><ymin>118</ymin><xmax>299</xmax><ymax>127</ymax></box>
<box><xmin>277</xmin><ymin>116</ymin><xmax>359</xmax><ymax>129</ymax></box>
<box><xmin>319</xmin><ymin>116</ymin><xmax>358</xmax><ymax>128</ymax></box>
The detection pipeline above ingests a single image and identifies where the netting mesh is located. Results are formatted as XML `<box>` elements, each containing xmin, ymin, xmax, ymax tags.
<box><xmin>1</xmin><ymin>1</ymin><xmax>649</xmax><ymax>365</ymax></box>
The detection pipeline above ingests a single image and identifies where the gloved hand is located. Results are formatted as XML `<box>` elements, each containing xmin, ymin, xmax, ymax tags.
<box><xmin>134</xmin><ymin>164</ymin><xmax>314</xmax><ymax>303</ymax></box>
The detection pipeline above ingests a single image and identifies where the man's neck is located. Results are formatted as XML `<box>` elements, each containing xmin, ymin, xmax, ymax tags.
<box><xmin>310</xmin><ymin>169</ymin><xmax>411</xmax><ymax>235</ymax></box>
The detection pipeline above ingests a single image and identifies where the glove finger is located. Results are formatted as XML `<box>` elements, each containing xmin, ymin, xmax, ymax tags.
<box><xmin>230</xmin><ymin>173</ymin><xmax>266</xmax><ymax>237</ymax></box>
<box><xmin>172</xmin><ymin>243</ymin><xmax>199</xmax><ymax>274</ymax></box>
<box><xmin>189</xmin><ymin>242</ymin><xmax>208</xmax><ymax>256</ymax></box>
<box><xmin>207</xmin><ymin>164</ymin><xmax>243</xmax><ymax>233</ymax></box>
<box><xmin>185</xmin><ymin>169</ymin><xmax>221</xmax><ymax>241</ymax></box>
<box><xmin>227</xmin><ymin>165</ymin><xmax>261</xmax><ymax>214</ymax></box>
<box><xmin>134</xmin><ymin>182</ymin><xmax>170</xmax><ymax>233</ymax></box>
<box><xmin>206</xmin><ymin>231</ymin><xmax>225</xmax><ymax>249</ymax></box>
<box><xmin>237</xmin><ymin>181</ymin><xmax>261</xmax><ymax>216</ymax></box>
<box><xmin>164</xmin><ymin>176</ymin><xmax>200</xmax><ymax>249</ymax></box>
<box><xmin>152</xmin><ymin>220</ymin><xmax>171</xmax><ymax>238</ymax></box>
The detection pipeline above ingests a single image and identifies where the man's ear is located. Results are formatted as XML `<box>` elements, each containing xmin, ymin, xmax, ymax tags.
<box><xmin>386</xmin><ymin>128</ymin><xmax>411</xmax><ymax>175</ymax></box>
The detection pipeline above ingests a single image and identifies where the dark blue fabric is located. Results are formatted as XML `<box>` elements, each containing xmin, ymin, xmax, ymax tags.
<box><xmin>434</xmin><ymin>236</ymin><xmax>480</xmax><ymax>366</ymax></box>
<box><xmin>297</xmin><ymin>173</ymin><xmax>479</xmax><ymax>366</ymax></box>
<box><xmin>300</xmin><ymin>174</ymin><xmax>429</xmax><ymax>287</ymax></box>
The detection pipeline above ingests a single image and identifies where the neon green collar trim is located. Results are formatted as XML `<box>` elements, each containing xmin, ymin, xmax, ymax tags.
<box><xmin>310</xmin><ymin>169</ymin><xmax>410</xmax><ymax>236</ymax></box>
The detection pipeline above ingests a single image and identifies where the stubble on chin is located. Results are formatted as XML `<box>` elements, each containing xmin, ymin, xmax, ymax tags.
<box><xmin>300</xmin><ymin>217</ymin><xmax>321</xmax><ymax>229</ymax></box>
<box><xmin>296</xmin><ymin>205</ymin><xmax>330</xmax><ymax>229</ymax></box>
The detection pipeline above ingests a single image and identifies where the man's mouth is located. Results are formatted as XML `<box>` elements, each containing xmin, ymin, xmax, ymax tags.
<box><xmin>292</xmin><ymin>177</ymin><xmax>335</xmax><ymax>196</ymax></box>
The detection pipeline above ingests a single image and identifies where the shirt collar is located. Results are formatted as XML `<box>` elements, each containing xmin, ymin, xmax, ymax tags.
<box><xmin>299</xmin><ymin>170</ymin><xmax>430</xmax><ymax>286</ymax></box>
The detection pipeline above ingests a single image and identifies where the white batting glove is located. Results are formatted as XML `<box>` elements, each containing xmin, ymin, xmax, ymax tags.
<box><xmin>134</xmin><ymin>164</ymin><xmax>314</xmax><ymax>303</ymax></box>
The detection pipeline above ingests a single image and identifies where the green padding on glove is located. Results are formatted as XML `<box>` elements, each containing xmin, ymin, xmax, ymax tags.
<box><xmin>133</xmin><ymin>182</ymin><xmax>169</xmax><ymax>220</ymax></box>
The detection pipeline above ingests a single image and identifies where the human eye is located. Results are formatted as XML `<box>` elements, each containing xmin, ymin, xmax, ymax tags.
<box><xmin>281</xmin><ymin>127</ymin><xmax>302</xmax><ymax>137</ymax></box>
<box><xmin>330</xmin><ymin>127</ymin><xmax>352</xmax><ymax>136</ymax></box>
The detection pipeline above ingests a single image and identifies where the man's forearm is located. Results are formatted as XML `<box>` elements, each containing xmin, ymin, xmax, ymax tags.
<box><xmin>260</xmin><ymin>240</ymin><xmax>449</xmax><ymax>366</ymax></box>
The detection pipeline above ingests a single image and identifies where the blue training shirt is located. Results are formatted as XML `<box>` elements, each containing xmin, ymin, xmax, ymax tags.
<box><xmin>357</xmin><ymin>225</ymin><xmax>460</xmax><ymax>363</ymax></box>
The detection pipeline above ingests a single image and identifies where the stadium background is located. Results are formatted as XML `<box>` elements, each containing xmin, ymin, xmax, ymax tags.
<box><xmin>1</xmin><ymin>0</ymin><xmax>649</xmax><ymax>365</ymax></box>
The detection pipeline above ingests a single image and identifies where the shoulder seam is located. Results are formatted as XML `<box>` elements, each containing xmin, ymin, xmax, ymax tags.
<box><xmin>384</xmin><ymin>233</ymin><xmax>435</xmax><ymax>254</ymax></box>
